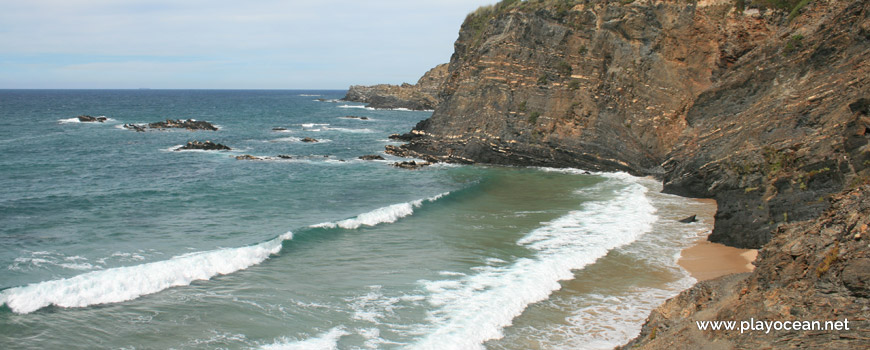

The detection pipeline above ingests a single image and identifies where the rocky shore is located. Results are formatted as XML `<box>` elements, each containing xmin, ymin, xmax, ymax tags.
<box><xmin>380</xmin><ymin>0</ymin><xmax>870</xmax><ymax>347</ymax></box>
<box><xmin>124</xmin><ymin>119</ymin><xmax>219</xmax><ymax>131</ymax></box>
<box><xmin>342</xmin><ymin>63</ymin><xmax>448</xmax><ymax>110</ymax></box>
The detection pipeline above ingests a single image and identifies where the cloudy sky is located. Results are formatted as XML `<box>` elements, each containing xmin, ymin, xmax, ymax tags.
<box><xmin>0</xmin><ymin>0</ymin><xmax>496</xmax><ymax>89</ymax></box>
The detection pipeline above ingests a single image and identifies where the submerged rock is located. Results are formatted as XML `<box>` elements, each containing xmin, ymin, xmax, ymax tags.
<box><xmin>392</xmin><ymin>160</ymin><xmax>431</xmax><ymax>170</ymax></box>
<box><xmin>300</xmin><ymin>137</ymin><xmax>318</xmax><ymax>143</ymax></box>
<box><xmin>123</xmin><ymin>124</ymin><xmax>146</xmax><ymax>132</ymax></box>
<box><xmin>272</xmin><ymin>127</ymin><xmax>288</xmax><ymax>131</ymax></box>
<box><xmin>77</xmin><ymin>115</ymin><xmax>107</xmax><ymax>122</ymax></box>
<box><xmin>359</xmin><ymin>154</ymin><xmax>385</xmax><ymax>161</ymax></box>
<box><xmin>678</xmin><ymin>215</ymin><xmax>697</xmax><ymax>223</ymax></box>
<box><xmin>235</xmin><ymin>154</ymin><xmax>263</xmax><ymax>160</ymax></box>
<box><xmin>343</xmin><ymin>116</ymin><xmax>369</xmax><ymax>120</ymax></box>
<box><xmin>175</xmin><ymin>140</ymin><xmax>231</xmax><ymax>151</ymax></box>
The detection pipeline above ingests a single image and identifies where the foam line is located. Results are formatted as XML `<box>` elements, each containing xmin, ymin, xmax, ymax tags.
<box><xmin>0</xmin><ymin>232</ymin><xmax>293</xmax><ymax>314</ymax></box>
<box><xmin>259</xmin><ymin>327</ymin><xmax>349</xmax><ymax>350</ymax></box>
<box><xmin>311</xmin><ymin>193</ymin><xmax>448</xmax><ymax>230</ymax></box>
<box><xmin>407</xmin><ymin>180</ymin><xmax>658</xmax><ymax>350</ymax></box>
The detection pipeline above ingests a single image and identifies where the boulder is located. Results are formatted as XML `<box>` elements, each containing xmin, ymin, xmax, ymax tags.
<box><xmin>77</xmin><ymin>115</ymin><xmax>107</xmax><ymax>122</ymax></box>
<box><xmin>393</xmin><ymin>160</ymin><xmax>431</xmax><ymax>170</ymax></box>
<box><xmin>175</xmin><ymin>140</ymin><xmax>231</xmax><ymax>151</ymax></box>
<box><xmin>300</xmin><ymin>137</ymin><xmax>318</xmax><ymax>143</ymax></box>
<box><xmin>678</xmin><ymin>215</ymin><xmax>697</xmax><ymax>223</ymax></box>
<box><xmin>148</xmin><ymin>119</ymin><xmax>218</xmax><ymax>131</ymax></box>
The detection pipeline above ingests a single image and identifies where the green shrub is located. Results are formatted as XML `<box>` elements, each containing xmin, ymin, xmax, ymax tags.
<box><xmin>529</xmin><ymin>111</ymin><xmax>541</xmax><ymax>124</ymax></box>
<box><xmin>537</xmin><ymin>74</ymin><xmax>549</xmax><ymax>85</ymax></box>
<box><xmin>557</xmin><ymin>61</ymin><xmax>573</xmax><ymax>76</ymax></box>
<box><xmin>783</xmin><ymin>34</ymin><xmax>804</xmax><ymax>55</ymax></box>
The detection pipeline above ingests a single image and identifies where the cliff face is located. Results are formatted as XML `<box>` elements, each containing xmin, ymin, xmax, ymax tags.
<box><xmin>388</xmin><ymin>0</ymin><xmax>870</xmax><ymax>249</ymax></box>
<box><xmin>343</xmin><ymin>63</ymin><xmax>448</xmax><ymax>110</ymax></box>
<box><xmin>621</xmin><ymin>185</ymin><xmax>870</xmax><ymax>349</ymax></box>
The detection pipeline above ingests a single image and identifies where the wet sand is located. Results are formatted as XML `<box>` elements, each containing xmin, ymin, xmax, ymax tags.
<box><xmin>678</xmin><ymin>238</ymin><xmax>758</xmax><ymax>281</ymax></box>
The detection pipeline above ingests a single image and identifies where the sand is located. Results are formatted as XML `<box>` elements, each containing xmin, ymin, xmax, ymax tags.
<box><xmin>678</xmin><ymin>238</ymin><xmax>758</xmax><ymax>281</ymax></box>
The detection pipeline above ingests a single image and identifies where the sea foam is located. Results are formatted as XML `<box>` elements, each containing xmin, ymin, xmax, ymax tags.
<box><xmin>0</xmin><ymin>232</ymin><xmax>293</xmax><ymax>314</ymax></box>
<box><xmin>407</xmin><ymin>178</ymin><xmax>658</xmax><ymax>350</ymax></box>
<box><xmin>259</xmin><ymin>327</ymin><xmax>349</xmax><ymax>350</ymax></box>
<box><xmin>311</xmin><ymin>193</ymin><xmax>448</xmax><ymax>230</ymax></box>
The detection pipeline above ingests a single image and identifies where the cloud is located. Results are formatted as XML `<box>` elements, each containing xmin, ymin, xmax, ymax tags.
<box><xmin>0</xmin><ymin>0</ymin><xmax>497</xmax><ymax>88</ymax></box>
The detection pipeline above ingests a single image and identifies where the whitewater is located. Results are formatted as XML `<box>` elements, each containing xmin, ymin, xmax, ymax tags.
<box><xmin>0</xmin><ymin>90</ymin><xmax>714</xmax><ymax>350</ymax></box>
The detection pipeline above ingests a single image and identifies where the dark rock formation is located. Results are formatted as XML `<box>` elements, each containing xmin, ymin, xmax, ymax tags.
<box><xmin>622</xmin><ymin>185</ymin><xmax>870</xmax><ymax>349</ymax></box>
<box><xmin>147</xmin><ymin>119</ymin><xmax>218</xmax><ymax>131</ymax></box>
<box><xmin>392</xmin><ymin>160</ymin><xmax>431</xmax><ymax>170</ymax></box>
<box><xmin>678</xmin><ymin>215</ymin><xmax>697</xmax><ymax>223</ymax></box>
<box><xmin>272</xmin><ymin>127</ymin><xmax>287</xmax><ymax>131</ymax></box>
<box><xmin>359</xmin><ymin>154</ymin><xmax>385</xmax><ymax>161</ymax></box>
<box><xmin>174</xmin><ymin>141</ymin><xmax>231</xmax><ymax>151</ymax></box>
<box><xmin>77</xmin><ymin>115</ymin><xmax>107</xmax><ymax>122</ymax></box>
<box><xmin>123</xmin><ymin>124</ymin><xmax>146</xmax><ymax>132</ymax></box>
<box><xmin>235</xmin><ymin>154</ymin><xmax>263</xmax><ymax>160</ymax></box>
<box><xmin>343</xmin><ymin>63</ymin><xmax>448</xmax><ymax>110</ymax></box>
<box><xmin>343</xmin><ymin>116</ymin><xmax>369</xmax><ymax>120</ymax></box>
<box><xmin>277</xmin><ymin>154</ymin><xmax>293</xmax><ymax>159</ymax></box>
<box><xmin>300</xmin><ymin>137</ymin><xmax>318</xmax><ymax>143</ymax></box>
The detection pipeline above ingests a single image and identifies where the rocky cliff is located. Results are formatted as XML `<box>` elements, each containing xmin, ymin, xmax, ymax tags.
<box><xmin>387</xmin><ymin>0</ymin><xmax>870</xmax><ymax>249</ymax></box>
<box><xmin>343</xmin><ymin>63</ymin><xmax>448</xmax><ymax>110</ymax></box>
<box><xmin>380</xmin><ymin>0</ymin><xmax>869</xmax><ymax>347</ymax></box>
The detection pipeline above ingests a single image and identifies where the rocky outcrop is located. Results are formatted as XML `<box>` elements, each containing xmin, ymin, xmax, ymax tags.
<box><xmin>149</xmin><ymin>119</ymin><xmax>218</xmax><ymax>131</ymax></box>
<box><xmin>124</xmin><ymin>119</ymin><xmax>219</xmax><ymax>131</ymax></box>
<box><xmin>359</xmin><ymin>154</ymin><xmax>385</xmax><ymax>161</ymax></box>
<box><xmin>300</xmin><ymin>137</ymin><xmax>319</xmax><ymax>143</ymax></box>
<box><xmin>388</xmin><ymin>0</ymin><xmax>870</xmax><ymax>249</ymax></box>
<box><xmin>174</xmin><ymin>141</ymin><xmax>231</xmax><ymax>151</ymax></box>
<box><xmin>77</xmin><ymin>115</ymin><xmax>107</xmax><ymax>122</ymax></box>
<box><xmin>621</xmin><ymin>185</ymin><xmax>870</xmax><ymax>349</ymax></box>
<box><xmin>393</xmin><ymin>160</ymin><xmax>432</xmax><ymax>169</ymax></box>
<box><xmin>343</xmin><ymin>63</ymin><xmax>449</xmax><ymax>110</ymax></box>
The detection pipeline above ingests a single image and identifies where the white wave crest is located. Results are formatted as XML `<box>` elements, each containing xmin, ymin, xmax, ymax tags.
<box><xmin>0</xmin><ymin>232</ymin><xmax>293</xmax><ymax>314</ymax></box>
<box><xmin>58</xmin><ymin>116</ymin><xmax>115</xmax><ymax>124</ymax></box>
<box><xmin>407</xmin><ymin>180</ymin><xmax>658</xmax><ymax>350</ymax></box>
<box><xmin>312</xmin><ymin>193</ymin><xmax>449</xmax><ymax>230</ymax></box>
<box><xmin>259</xmin><ymin>327</ymin><xmax>349</xmax><ymax>350</ymax></box>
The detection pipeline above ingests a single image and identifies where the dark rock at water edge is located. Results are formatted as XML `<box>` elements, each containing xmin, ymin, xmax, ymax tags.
<box><xmin>272</xmin><ymin>127</ymin><xmax>287</xmax><ymax>131</ymax></box>
<box><xmin>146</xmin><ymin>119</ymin><xmax>218</xmax><ymax>131</ymax></box>
<box><xmin>235</xmin><ymin>154</ymin><xmax>263</xmax><ymax>160</ymax></box>
<box><xmin>359</xmin><ymin>154</ymin><xmax>385</xmax><ymax>161</ymax></box>
<box><xmin>123</xmin><ymin>124</ymin><xmax>146</xmax><ymax>132</ymax></box>
<box><xmin>678</xmin><ymin>215</ymin><xmax>697</xmax><ymax>223</ymax></box>
<box><xmin>343</xmin><ymin>116</ymin><xmax>369</xmax><ymax>120</ymax></box>
<box><xmin>277</xmin><ymin>154</ymin><xmax>293</xmax><ymax>159</ymax></box>
<box><xmin>392</xmin><ymin>161</ymin><xmax>431</xmax><ymax>170</ymax></box>
<box><xmin>175</xmin><ymin>141</ymin><xmax>231</xmax><ymax>151</ymax></box>
<box><xmin>78</xmin><ymin>115</ymin><xmax>107</xmax><ymax>122</ymax></box>
<box><xmin>300</xmin><ymin>137</ymin><xmax>318</xmax><ymax>143</ymax></box>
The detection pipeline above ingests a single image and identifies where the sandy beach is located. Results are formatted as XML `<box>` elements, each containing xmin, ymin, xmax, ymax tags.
<box><xmin>679</xmin><ymin>238</ymin><xmax>758</xmax><ymax>281</ymax></box>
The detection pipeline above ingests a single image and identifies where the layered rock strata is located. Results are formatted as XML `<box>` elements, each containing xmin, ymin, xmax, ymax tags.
<box><xmin>343</xmin><ymin>63</ymin><xmax>449</xmax><ymax>110</ymax></box>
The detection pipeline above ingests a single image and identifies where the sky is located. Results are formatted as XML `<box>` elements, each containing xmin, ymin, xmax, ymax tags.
<box><xmin>0</xmin><ymin>0</ymin><xmax>497</xmax><ymax>89</ymax></box>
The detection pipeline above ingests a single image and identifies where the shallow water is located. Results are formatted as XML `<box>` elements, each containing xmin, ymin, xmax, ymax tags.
<box><xmin>0</xmin><ymin>90</ymin><xmax>714</xmax><ymax>349</ymax></box>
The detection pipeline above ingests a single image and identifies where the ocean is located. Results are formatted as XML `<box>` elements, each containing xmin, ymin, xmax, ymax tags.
<box><xmin>0</xmin><ymin>90</ymin><xmax>714</xmax><ymax>349</ymax></box>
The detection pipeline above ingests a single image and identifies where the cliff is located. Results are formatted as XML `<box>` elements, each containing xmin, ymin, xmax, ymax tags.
<box><xmin>342</xmin><ymin>63</ymin><xmax>449</xmax><ymax>110</ymax></box>
<box><xmin>387</xmin><ymin>0</ymin><xmax>870</xmax><ymax>249</ymax></box>
<box><xmin>380</xmin><ymin>0</ymin><xmax>870</xmax><ymax>347</ymax></box>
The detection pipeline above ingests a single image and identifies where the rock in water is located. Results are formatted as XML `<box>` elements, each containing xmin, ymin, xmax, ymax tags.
<box><xmin>359</xmin><ymin>155</ymin><xmax>385</xmax><ymax>161</ymax></box>
<box><xmin>148</xmin><ymin>119</ymin><xmax>218</xmax><ymax>131</ymax></box>
<box><xmin>392</xmin><ymin>161</ymin><xmax>431</xmax><ymax>170</ymax></box>
<box><xmin>175</xmin><ymin>140</ymin><xmax>231</xmax><ymax>151</ymax></box>
<box><xmin>678</xmin><ymin>215</ymin><xmax>697</xmax><ymax>223</ymax></box>
<box><xmin>300</xmin><ymin>137</ymin><xmax>318</xmax><ymax>143</ymax></box>
<box><xmin>77</xmin><ymin>115</ymin><xmax>107</xmax><ymax>122</ymax></box>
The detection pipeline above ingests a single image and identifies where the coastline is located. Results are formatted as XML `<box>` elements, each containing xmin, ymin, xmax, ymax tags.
<box><xmin>678</xmin><ymin>237</ymin><xmax>758</xmax><ymax>281</ymax></box>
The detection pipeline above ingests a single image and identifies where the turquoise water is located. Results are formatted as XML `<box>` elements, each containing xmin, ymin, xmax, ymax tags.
<box><xmin>0</xmin><ymin>90</ymin><xmax>713</xmax><ymax>349</ymax></box>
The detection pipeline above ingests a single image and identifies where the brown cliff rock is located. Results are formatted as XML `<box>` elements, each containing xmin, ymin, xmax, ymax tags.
<box><xmin>343</xmin><ymin>63</ymin><xmax>448</xmax><ymax>110</ymax></box>
<box><xmin>621</xmin><ymin>185</ymin><xmax>870</xmax><ymax>349</ymax></box>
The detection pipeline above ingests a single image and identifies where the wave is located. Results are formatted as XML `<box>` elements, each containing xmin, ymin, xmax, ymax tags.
<box><xmin>322</xmin><ymin>126</ymin><xmax>373</xmax><ymax>133</ymax></box>
<box><xmin>406</xmin><ymin>179</ymin><xmax>658</xmax><ymax>350</ymax></box>
<box><xmin>298</xmin><ymin>94</ymin><xmax>321</xmax><ymax>97</ymax></box>
<box><xmin>259</xmin><ymin>327</ymin><xmax>349</xmax><ymax>350</ymax></box>
<box><xmin>58</xmin><ymin>116</ymin><xmax>115</xmax><ymax>124</ymax></box>
<box><xmin>0</xmin><ymin>232</ymin><xmax>293</xmax><ymax>314</ymax></box>
<box><xmin>311</xmin><ymin>193</ymin><xmax>448</xmax><ymax>230</ymax></box>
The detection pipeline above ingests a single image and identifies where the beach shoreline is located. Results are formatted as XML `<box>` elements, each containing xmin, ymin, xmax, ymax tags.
<box><xmin>678</xmin><ymin>236</ymin><xmax>758</xmax><ymax>281</ymax></box>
